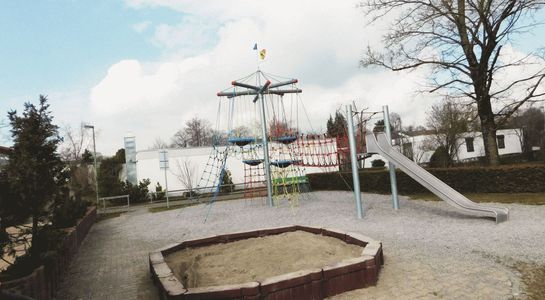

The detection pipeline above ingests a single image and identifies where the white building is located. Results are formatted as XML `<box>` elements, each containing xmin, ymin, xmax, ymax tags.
<box><xmin>134</xmin><ymin>142</ymin><xmax>334</xmax><ymax>193</ymax></box>
<box><xmin>396</xmin><ymin>128</ymin><xmax>523</xmax><ymax>165</ymax></box>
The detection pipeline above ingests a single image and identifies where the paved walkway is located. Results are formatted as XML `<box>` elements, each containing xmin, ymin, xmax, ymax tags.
<box><xmin>57</xmin><ymin>192</ymin><xmax>544</xmax><ymax>299</ymax></box>
<box><xmin>57</xmin><ymin>208</ymin><xmax>159</xmax><ymax>300</ymax></box>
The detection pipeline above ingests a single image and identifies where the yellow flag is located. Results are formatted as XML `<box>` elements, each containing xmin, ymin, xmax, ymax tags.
<box><xmin>259</xmin><ymin>49</ymin><xmax>266</xmax><ymax>60</ymax></box>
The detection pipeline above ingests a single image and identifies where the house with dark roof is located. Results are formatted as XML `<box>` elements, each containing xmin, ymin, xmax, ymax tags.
<box><xmin>0</xmin><ymin>145</ymin><xmax>11</xmax><ymax>168</ymax></box>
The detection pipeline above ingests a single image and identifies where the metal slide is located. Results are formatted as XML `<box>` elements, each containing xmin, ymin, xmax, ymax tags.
<box><xmin>366</xmin><ymin>133</ymin><xmax>509</xmax><ymax>223</ymax></box>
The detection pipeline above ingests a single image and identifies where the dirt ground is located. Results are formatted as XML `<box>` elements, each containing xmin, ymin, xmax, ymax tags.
<box><xmin>164</xmin><ymin>231</ymin><xmax>363</xmax><ymax>288</ymax></box>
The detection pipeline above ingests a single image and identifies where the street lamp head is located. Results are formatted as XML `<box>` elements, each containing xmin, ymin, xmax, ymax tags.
<box><xmin>84</xmin><ymin>124</ymin><xmax>94</xmax><ymax>129</ymax></box>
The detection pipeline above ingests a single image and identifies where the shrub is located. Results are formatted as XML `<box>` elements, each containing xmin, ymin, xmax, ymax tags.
<box><xmin>183</xmin><ymin>191</ymin><xmax>198</xmax><ymax>199</ymax></box>
<box><xmin>121</xmin><ymin>179</ymin><xmax>151</xmax><ymax>203</ymax></box>
<box><xmin>308</xmin><ymin>164</ymin><xmax>545</xmax><ymax>194</ymax></box>
<box><xmin>0</xmin><ymin>226</ymin><xmax>65</xmax><ymax>281</ymax></box>
<box><xmin>371</xmin><ymin>159</ymin><xmax>386</xmax><ymax>168</ymax></box>
<box><xmin>51</xmin><ymin>194</ymin><xmax>89</xmax><ymax>228</ymax></box>
<box><xmin>152</xmin><ymin>182</ymin><xmax>165</xmax><ymax>201</ymax></box>
<box><xmin>98</xmin><ymin>148</ymin><xmax>125</xmax><ymax>197</ymax></box>
<box><xmin>429</xmin><ymin>146</ymin><xmax>452</xmax><ymax>168</ymax></box>
<box><xmin>220</xmin><ymin>169</ymin><xmax>235</xmax><ymax>193</ymax></box>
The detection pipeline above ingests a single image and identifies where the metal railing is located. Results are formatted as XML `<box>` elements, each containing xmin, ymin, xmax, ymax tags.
<box><xmin>98</xmin><ymin>194</ymin><xmax>129</xmax><ymax>210</ymax></box>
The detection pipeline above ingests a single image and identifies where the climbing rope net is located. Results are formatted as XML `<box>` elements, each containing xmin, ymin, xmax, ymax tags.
<box><xmin>196</xmin><ymin>70</ymin><xmax>381</xmax><ymax>221</ymax></box>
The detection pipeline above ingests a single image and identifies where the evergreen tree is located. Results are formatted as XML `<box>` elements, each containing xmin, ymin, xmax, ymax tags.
<box><xmin>326</xmin><ymin>111</ymin><xmax>347</xmax><ymax>137</ymax></box>
<box><xmin>5</xmin><ymin>96</ymin><xmax>67</xmax><ymax>257</ymax></box>
<box><xmin>326</xmin><ymin>115</ymin><xmax>334</xmax><ymax>136</ymax></box>
<box><xmin>333</xmin><ymin>112</ymin><xmax>347</xmax><ymax>137</ymax></box>
<box><xmin>97</xmin><ymin>148</ymin><xmax>125</xmax><ymax>197</ymax></box>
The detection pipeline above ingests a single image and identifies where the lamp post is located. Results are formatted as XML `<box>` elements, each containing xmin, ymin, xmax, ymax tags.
<box><xmin>84</xmin><ymin>124</ymin><xmax>99</xmax><ymax>206</ymax></box>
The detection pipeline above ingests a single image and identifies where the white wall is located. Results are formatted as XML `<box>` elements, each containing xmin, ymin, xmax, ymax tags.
<box><xmin>135</xmin><ymin>142</ymin><xmax>336</xmax><ymax>193</ymax></box>
<box><xmin>399</xmin><ymin>128</ymin><xmax>523</xmax><ymax>164</ymax></box>
<box><xmin>456</xmin><ymin>129</ymin><xmax>522</xmax><ymax>161</ymax></box>
<box><xmin>136</xmin><ymin>146</ymin><xmax>247</xmax><ymax>192</ymax></box>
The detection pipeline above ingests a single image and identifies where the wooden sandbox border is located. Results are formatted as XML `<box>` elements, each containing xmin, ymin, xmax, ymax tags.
<box><xmin>149</xmin><ymin>225</ymin><xmax>384</xmax><ymax>300</ymax></box>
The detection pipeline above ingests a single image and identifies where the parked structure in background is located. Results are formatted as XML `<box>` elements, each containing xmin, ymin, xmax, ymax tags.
<box><xmin>397</xmin><ymin>129</ymin><xmax>523</xmax><ymax>165</ymax></box>
<box><xmin>0</xmin><ymin>145</ymin><xmax>11</xmax><ymax>168</ymax></box>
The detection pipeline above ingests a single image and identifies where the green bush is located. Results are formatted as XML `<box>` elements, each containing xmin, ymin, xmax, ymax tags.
<box><xmin>121</xmin><ymin>179</ymin><xmax>151</xmax><ymax>203</ymax></box>
<box><xmin>51</xmin><ymin>194</ymin><xmax>89</xmax><ymax>228</ymax></box>
<box><xmin>0</xmin><ymin>226</ymin><xmax>65</xmax><ymax>281</ymax></box>
<box><xmin>429</xmin><ymin>146</ymin><xmax>452</xmax><ymax>168</ymax></box>
<box><xmin>98</xmin><ymin>148</ymin><xmax>126</xmax><ymax>197</ymax></box>
<box><xmin>220</xmin><ymin>169</ymin><xmax>235</xmax><ymax>193</ymax></box>
<box><xmin>152</xmin><ymin>182</ymin><xmax>165</xmax><ymax>201</ymax></box>
<box><xmin>371</xmin><ymin>159</ymin><xmax>386</xmax><ymax>168</ymax></box>
<box><xmin>308</xmin><ymin>164</ymin><xmax>545</xmax><ymax>194</ymax></box>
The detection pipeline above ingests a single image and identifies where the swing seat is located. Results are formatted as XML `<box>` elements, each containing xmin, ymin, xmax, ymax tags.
<box><xmin>242</xmin><ymin>159</ymin><xmax>264</xmax><ymax>166</ymax></box>
<box><xmin>276</xmin><ymin>136</ymin><xmax>298</xmax><ymax>144</ymax></box>
<box><xmin>271</xmin><ymin>160</ymin><xmax>298</xmax><ymax>168</ymax></box>
<box><xmin>228</xmin><ymin>137</ymin><xmax>255</xmax><ymax>146</ymax></box>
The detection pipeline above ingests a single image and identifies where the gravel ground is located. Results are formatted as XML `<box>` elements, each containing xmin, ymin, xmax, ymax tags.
<box><xmin>59</xmin><ymin>191</ymin><xmax>545</xmax><ymax>299</ymax></box>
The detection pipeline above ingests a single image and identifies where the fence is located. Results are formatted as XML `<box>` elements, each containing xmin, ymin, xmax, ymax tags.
<box><xmin>1</xmin><ymin>207</ymin><xmax>97</xmax><ymax>300</ymax></box>
<box><xmin>98</xmin><ymin>194</ymin><xmax>130</xmax><ymax>210</ymax></box>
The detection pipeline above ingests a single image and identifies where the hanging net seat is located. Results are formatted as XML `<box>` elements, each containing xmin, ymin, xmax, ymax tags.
<box><xmin>228</xmin><ymin>137</ymin><xmax>255</xmax><ymax>146</ymax></box>
<box><xmin>276</xmin><ymin>135</ymin><xmax>298</xmax><ymax>144</ymax></box>
<box><xmin>271</xmin><ymin>159</ymin><xmax>300</xmax><ymax>168</ymax></box>
<box><xmin>242</xmin><ymin>159</ymin><xmax>264</xmax><ymax>166</ymax></box>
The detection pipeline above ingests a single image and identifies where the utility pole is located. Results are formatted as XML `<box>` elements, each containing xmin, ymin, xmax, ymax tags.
<box><xmin>84</xmin><ymin>124</ymin><xmax>99</xmax><ymax>206</ymax></box>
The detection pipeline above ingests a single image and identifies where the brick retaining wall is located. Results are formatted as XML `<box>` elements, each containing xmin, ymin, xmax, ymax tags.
<box><xmin>1</xmin><ymin>207</ymin><xmax>97</xmax><ymax>300</ymax></box>
<box><xmin>150</xmin><ymin>225</ymin><xmax>383</xmax><ymax>300</ymax></box>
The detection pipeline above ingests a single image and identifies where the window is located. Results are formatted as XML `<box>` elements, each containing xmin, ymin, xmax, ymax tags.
<box><xmin>465</xmin><ymin>137</ymin><xmax>474</xmax><ymax>152</ymax></box>
<box><xmin>497</xmin><ymin>135</ymin><xmax>505</xmax><ymax>149</ymax></box>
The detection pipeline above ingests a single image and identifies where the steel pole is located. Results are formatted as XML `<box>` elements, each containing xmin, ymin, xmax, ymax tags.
<box><xmin>382</xmin><ymin>105</ymin><xmax>400</xmax><ymax>209</ymax></box>
<box><xmin>164</xmin><ymin>168</ymin><xmax>169</xmax><ymax>208</ymax></box>
<box><xmin>260</xmin><ymin>91</ymin><xmax>274</xmax><ymax>207</ymax></box>
<box><xmin>347</xmin><ymin>105</ymin><xmax>363</xmax><ymax>219</ymax></box>
<box><xmin>90</xmin><ymin>127</ymin><xmax>99</xmax><ymax>207</ymax></box>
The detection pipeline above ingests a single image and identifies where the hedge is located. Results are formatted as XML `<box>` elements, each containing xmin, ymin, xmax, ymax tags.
<box><xmin>307</xmin><ymin>164</ymin><xmax>545</xmax><ymax>194</ymax></box>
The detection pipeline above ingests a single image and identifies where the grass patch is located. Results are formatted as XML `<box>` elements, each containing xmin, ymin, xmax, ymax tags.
<box><xmin>148</xmin><ymin>202</ymin><xmax>200</xmax><ymax>213</ymax></box>
<box><xmin>96</xmin><ymin>212</ymin><xmax>122</xmax><ymax>222</ymax></box>
<box><xmin>407</xmin><ymin>193</ymin><xmax>545</xmax><ymax>205</ymax></box>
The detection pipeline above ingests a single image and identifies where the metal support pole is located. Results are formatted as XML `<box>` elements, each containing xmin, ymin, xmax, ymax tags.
<box><xmin>84</xmin><ymin>125</ymin><xmax>99</xmax><ymax>207</ymax></box>
<box><xmin>164</xmin><ymin>168</ymin><xmax>170</xmax><ymax>208</ymax></box>
<box><xmin>347</xmin><ymin>105</ymin><xmax>363</xmax><ymax>219</ymax></box>
<box><xmin>383</xmin><ymin>105</ymin><xmax>400</xmax><ymax>209</ymax></box>
<box><xmin>260</xmin><ymin>90</ymin><xmax>274</xmax><ymax>207</ymax></box>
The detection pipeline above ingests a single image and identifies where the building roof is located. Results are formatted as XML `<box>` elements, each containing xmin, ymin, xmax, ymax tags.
<box><xmin>0</xmin><ymin>146</ymin><xmax>12</xmax><ymax>155</ymax></box>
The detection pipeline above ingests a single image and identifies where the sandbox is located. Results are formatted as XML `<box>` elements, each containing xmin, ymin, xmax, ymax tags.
<box><xmin>149</xmin><ymin>225</ymin><xmax>383</xmax><ymax>300</ymax></box>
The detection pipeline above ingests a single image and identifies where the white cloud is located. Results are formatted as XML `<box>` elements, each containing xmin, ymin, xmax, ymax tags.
<box><xmin>88</xmin><ymin>0</ymin><xmax>438</xmax><ymax>154</ymax></box>
<box><xmin>152</xmin><ymin>16</ymin><xmax>219</xmax><ymax>53</ymax></box>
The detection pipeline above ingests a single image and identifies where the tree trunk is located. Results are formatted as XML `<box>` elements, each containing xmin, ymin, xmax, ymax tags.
<box><xmin>477</xmin><ymin>97</ymin><xmax>500</xmax><ymax>165</ymax></box>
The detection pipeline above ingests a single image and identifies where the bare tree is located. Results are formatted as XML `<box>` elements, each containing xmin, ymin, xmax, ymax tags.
<box><xmin>360</xmin><ymin>0</ymin><xmax>545</xmax><ymax>165</ymax></box>
<box><xmin>210</xmin><ymin>129</ymin><xmax>228</xmax><ymax>145</ymax></box>
<box><xmin>171</xmin><ymin>130</ymin><xmax>189</xmax><ymax>148</ymax></box>
<box><xmin>172</xmin><ymin>117</ymin><xmax>212</xmax><ymax>147</ymax></box>
<box><xmin>173</xmin><ymin>159</ymin><xmax>197</xmax><ymax>196</ymax></box>
<box><xmin>59</xmin><ymin>124</ymin><xmax>95</xmax><ymax>197</ymax></box>
<box><xmin>60</xmin><ymin>123</ymin><xmax>92</xmax><ymax>162</ymax></box>
<box><xmin>149</xmin><ymin>137</ymin><xmax>168</xmax><ymax>150</ymax></box>
<box><xmin>425</xmin><ymin>99</ymin><xmax>476</xmax><ymax>161</ymax></box>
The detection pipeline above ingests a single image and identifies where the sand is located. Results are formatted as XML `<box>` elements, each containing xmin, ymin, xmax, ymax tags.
<box><xmin>164</xmin><ymin>231</ymin><xmax>363</xmax><ymax>288</ymax></box>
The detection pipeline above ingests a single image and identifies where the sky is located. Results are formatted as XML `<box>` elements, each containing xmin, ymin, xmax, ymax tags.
<box><xmin>1</xmin><ymin>0</ymin><xmax>544</xmax><ymax>155</ymax></box>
